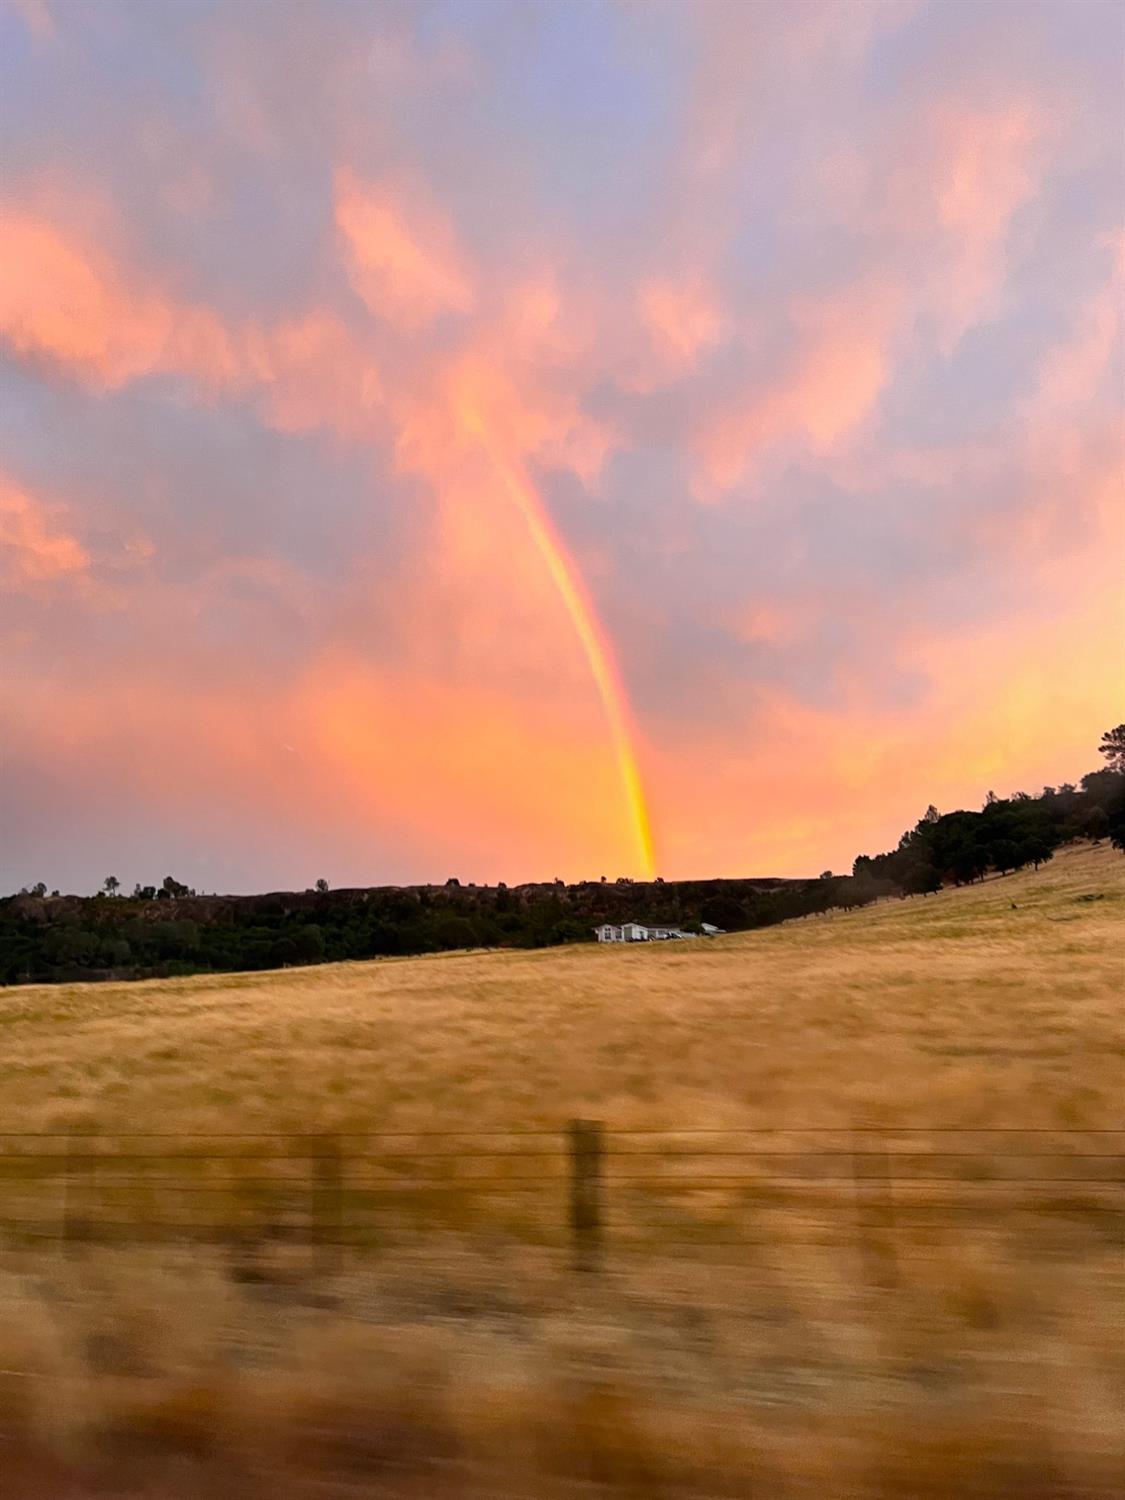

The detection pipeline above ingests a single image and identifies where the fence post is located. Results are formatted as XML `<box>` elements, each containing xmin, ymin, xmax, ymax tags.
<box><xmin>310</xmin><ymin>1133</ymin><xmax>343</xmax><ymax>1278</ymax></box>
<box><xmin>568</xmin><ymin>1119</ymin><xmax>604</xmax><ymax>1273</ymax></box>
<box><xmin>853</xmin><ymin>1128</ymin><xmax>897</xmax><ymax>1290</ymax></box>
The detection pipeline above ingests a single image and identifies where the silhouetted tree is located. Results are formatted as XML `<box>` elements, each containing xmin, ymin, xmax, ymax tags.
<box><xmin>292</xmin><ymin>924</ymin><xmax>325</xmax><ymax>962</ymax></box>
<box><xmin>435</xmin><ymin>915</ymin><xmax>478</xmax><ymax>949</ymax></box>
<box><xmin>103</xmin><ymin>876</ymin><xmax>120</xmax><ymax>897</ymax></box>
<box><xmin>990</xmin><ymin>840</ymin><xmax>1021</xmax><ymax>875</ymax></box>
<box><xmin>1080</xmin><ymin>768</ymin><xmax>1122</xmax><ymax>803</ymax></box>
<box><xmin>700</xmin><ymin>895</ymin><xmax>748</xmax><ymax>932</ymax></box>
<box><xmin>1106</xmin><ymin>784</ymin><xmax>1125</xmax><ymax>855</ymax></box>
<box><xmin>315</xmin><ymin>878</ymin><xmax>329</xmax><ymax>893</ymax></box>
<box><xmin>1098</xmin><ymin>723</ymin><xmax>1125</xmax><ymax>773</ymax></box>
<box><xmin>1080</xmin><ymin>806</ymin><xmax>1110</xmax><ymax>843</ymax></box>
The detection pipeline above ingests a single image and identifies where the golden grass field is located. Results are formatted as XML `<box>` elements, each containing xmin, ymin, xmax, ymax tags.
<box><xmin>1</xmin><ymin>839</ymin><xmax>1124</xmax><ymax>1497</ymax></box>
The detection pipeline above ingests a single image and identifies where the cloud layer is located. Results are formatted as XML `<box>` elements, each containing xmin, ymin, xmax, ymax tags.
<box><xmin>1</xmin><ymin>0</ymin><xmax>1121</xmax><ymax>892</ymax></box>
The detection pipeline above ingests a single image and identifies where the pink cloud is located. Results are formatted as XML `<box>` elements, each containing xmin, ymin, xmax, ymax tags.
<box><xmin>637</xmin><ymin>273</ymin><xmax>724</xmax><ymax>375</ymax></box>
<box><xmin>334</xmin><ymin>167</ymin><xmax>475</xmax><ymax>330</ymax></box>
<box><xmin>0</xmin><ymin>202</ymin><xmax>383</xmax><ymax>441</ymax></box>
<box><xmin>0</xmin><ymin>210</ymin><xmax>238</xmax><ymax>388</ymax></box>
<box><xmin>0</xmin><ymin>481</ymin><xmax>88</xmax><ymax>583</ymax></box>
<box><xmin>694</xmin><ymin>278</ymin><xmax>900</xmax><ymax>494</ymax></box>
<box><xmin>870</xmin><ymin>94</ymin><xmax>1051</xmax><ymax>350</ymax></box>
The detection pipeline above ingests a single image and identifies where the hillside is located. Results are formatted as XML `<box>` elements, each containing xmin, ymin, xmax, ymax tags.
<box><xmin>4</xmin><ymin>841</ymin><xmax>1121</xmax><ymax>1136</ymax></box>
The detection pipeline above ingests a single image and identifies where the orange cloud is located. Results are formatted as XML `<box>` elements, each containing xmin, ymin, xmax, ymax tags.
<box><xmin>0</xmin><ymin>206</ymin><xmax>382</xmax><ymax>440</ymax></box>
<box><xmin>243</xmin><ymin>310</ymin><xmax>382</xmax><ymax>439</ymax></box>
<box><xmin>0</xmin><ymin>481</ymin><xmax>88</xmax><ymax>583</ymax></box>
<box><xmin>335</xmin><ymin>167</ymin><xmax>474</xmax><ymax>329</ymax></box>
<box><xmin>0</xmin><ymin>211</ymin><xmax>238</xmax><ymax>388</ymax></box>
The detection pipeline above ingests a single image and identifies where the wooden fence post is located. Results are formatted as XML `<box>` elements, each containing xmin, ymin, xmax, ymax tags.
<box><xmin>311</xmin><ymin>1134</ymin><xmax>343</xmax><ymax>1277</ymax></box>
<box><xmin>568</xmin><ymin>1119</ymin><xmax>604</xmax><ymax>1273</ymax></box>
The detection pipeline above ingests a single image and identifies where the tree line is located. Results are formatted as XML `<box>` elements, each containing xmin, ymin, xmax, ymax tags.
<box><xmin>2</xmin><ymin>725</ymin><xmax>1122</xmax><ymax>985</ymax></box>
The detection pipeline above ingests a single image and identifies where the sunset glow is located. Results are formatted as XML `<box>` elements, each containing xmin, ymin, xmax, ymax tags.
<box><xmin>1</xmin><ymin>0</ymin><xmax>1121</xmax><ymax>893</ymax></box>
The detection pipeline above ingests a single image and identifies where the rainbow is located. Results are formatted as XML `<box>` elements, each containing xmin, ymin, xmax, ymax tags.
<box><xmin>474</xmin><ymin>433</ymin><xmax>656</xmax><ymax>879</ymax></box>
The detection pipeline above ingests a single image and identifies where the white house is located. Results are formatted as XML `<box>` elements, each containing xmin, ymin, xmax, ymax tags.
<box><xmin>594</xmin><ymin>920</ymin><xmax>726</xmax><ymax>943</ymax></box>
<box><xmin>594</xmin><ymin>922</ymin><xmax>696</xmax><ymax>943</ymax></box>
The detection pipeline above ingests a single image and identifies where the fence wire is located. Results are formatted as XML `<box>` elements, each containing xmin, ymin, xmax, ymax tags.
<box><xmin>1</xmin><ymin>1125</ymin><xmax>1121</xmax><ymax>1270</ymax></box>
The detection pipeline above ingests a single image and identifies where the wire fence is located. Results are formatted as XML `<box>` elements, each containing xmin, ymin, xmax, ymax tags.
<box><xmin>1</xmin><ymin>1125</ymin><xmax>1122</xmax><ymax>1280</ymax></box>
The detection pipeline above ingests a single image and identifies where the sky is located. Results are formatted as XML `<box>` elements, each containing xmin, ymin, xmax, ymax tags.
<box><xmin>1</xmin><ymin>0</ymin><xmax>1122</xmax><ymax>895</ymax></box>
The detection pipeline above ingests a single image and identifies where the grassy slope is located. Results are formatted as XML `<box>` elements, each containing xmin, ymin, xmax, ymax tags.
<box><xmin>2</xmin><ymin>840</ymin><xmax>1122</xmax><ymax>1135</ymax></box>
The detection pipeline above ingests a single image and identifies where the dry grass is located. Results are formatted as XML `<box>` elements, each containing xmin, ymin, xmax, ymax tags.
<box><xmin>1</xmin><ymin>840</ymin><xmax>1124</xmax><ymax>1496</ymax></box>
